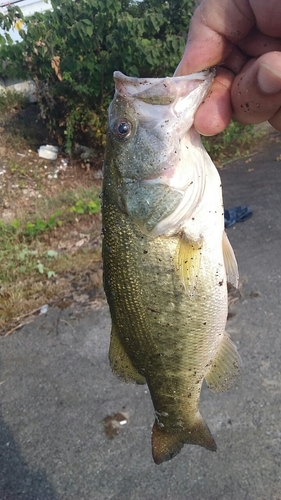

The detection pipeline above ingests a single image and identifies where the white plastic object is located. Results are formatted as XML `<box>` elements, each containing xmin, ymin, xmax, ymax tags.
<box><xmin>40</xmin><ymin>304</ymin><xmax>49</xmax><ymax>314</ymax></box>
<box><xmin>38</xmin><ymin>145</ymin><xmax>59</xmax><ymax>160</ymax></box>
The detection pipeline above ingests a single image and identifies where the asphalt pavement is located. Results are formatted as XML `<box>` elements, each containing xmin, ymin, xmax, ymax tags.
<box><xmin>1</xmin><ymin>129</ymin><xmax>281</xmax><ymax>500</ymax></box>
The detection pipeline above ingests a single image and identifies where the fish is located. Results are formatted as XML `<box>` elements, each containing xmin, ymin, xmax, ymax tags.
<box><xmin>102</xmin><ymin>70</ymin><xmax>242</xmax><ymax>465</ymax></box>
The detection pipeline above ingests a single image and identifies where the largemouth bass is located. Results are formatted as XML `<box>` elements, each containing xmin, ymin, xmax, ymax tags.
<box><xmin>102</xmin><ymin>70</ymin><xmax>241</xmax><ymax>465</ymax></box>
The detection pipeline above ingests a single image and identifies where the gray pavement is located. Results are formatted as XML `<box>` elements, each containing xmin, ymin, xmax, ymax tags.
<box><xmin>1</xmin><ymin>132</ymin><xmax>281</xmax><ymax>499</ymax></box>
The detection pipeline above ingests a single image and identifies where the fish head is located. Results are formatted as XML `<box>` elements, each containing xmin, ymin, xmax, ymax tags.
<box><xmin>104</xmin><ymin>70</ymin><xmax>215</xmax><ymax>234</ymax></box>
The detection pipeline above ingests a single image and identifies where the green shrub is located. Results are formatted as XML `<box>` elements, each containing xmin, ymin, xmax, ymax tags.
<box><xmin>203</xmin><ymin>120</ymin><xmax>261</xmax><ymax>165</ymax></box>
<box><xmin>0</xmin><ymin>89</ymin><xmax>29</xmax><ymax>112</ymax></box>
<box><xmin>0</xmin><ymin>0</ymin><xmax>195</xmax><ymax>152</ymax></box>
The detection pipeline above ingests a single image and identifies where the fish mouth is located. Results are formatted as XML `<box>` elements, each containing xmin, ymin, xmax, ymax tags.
<box><xmin>113</xmin><ymin>70</ymin><xmax>216</xmax><ymax>107</ymax></box>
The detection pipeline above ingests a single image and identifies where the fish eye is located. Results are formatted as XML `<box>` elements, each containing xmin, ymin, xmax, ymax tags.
<box><xmin>113</xmin><ymin>120</ymin><xmax>132</xmax><ymax>140</ymax></box>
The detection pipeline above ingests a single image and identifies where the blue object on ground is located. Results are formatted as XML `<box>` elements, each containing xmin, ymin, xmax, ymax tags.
<box><xmin>224</xmin><ymin>206</ymin><xmax>253</xmax><ymax>228</ymax></box>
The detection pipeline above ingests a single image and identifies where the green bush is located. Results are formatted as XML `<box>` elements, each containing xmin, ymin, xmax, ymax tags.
<box><xmin>203</xmin><ymin>120</ymin><xmax>261</xmax><ymax>165</ymax></box>
<box><xmin>0</xmin><ymin>0</ymin><xmax>195</xmax><ymax>152</ymax></box>
<box><xmin>0</xmin><ymin>89</ymin><xmax>29</xmax><ymax>112</ymax></box>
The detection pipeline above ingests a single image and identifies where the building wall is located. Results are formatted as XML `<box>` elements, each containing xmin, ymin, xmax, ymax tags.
<box><xmin>0</xmin><ymin>0</ymin><xmax>52</xmax><ymax>43</ymax></box>
<box><xmin>0</xmin><ymin>0</ymin><xmax>52</xmax><ymax>98</ymax></box>
<box><xmin>0</xmin><ymin>77</ymin><xmax>36</xmax><ymax>101</ymax></box>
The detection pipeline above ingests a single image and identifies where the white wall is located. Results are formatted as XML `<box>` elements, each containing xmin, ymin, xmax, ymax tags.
<box><xmin>0</xmin><ymin>1</ymin><xmax>52</xmax><ymax>99</ymax></box>
<box><xmin>0</xmin><ymin>77</ymin><xmax>36</xmax><ymax>101</ymax></box>
<box><xmin>0</xmin><ymin>0</ymin><xmax>52</xmax><ymax>43</ymax></box>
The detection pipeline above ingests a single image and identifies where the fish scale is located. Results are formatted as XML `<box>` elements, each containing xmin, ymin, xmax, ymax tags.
<box><xmin>102</xmin><ymin>70</ymin><xmax>242</xmax><ymax>464</ymax></box>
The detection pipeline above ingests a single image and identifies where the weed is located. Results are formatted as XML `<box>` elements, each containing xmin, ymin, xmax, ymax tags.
<box><xmin>69</xmin><ymin>199</ymin><xmax>100</xmax><ymax>215</ymax></box>
<box><xmin>0</xmin><ymin>186</ymin><xmax>101</xmax><ymax>288</ymax></box>
<box><xmin>24</xmin><ymin>212</ymin><xmax>62</xmax><ymax>237</ymax></box>
<box><xmin>36</xmin><ymin>262</ymin><xmax>56</xmax><ymax>278</ymax></box>
<box><xmin>32</xmin><ymin>186</ymin><xmax>101</xmax><ymax>220</ymax></box>
<box><xmin>203</xmin><ymin>121</ymin><xmax>264</xmax><ymax>165</ymax></box>
<box><xmin>0</xmin><ymin>89</ymin><xmax>29</xmax><ymax>113</ymax></box>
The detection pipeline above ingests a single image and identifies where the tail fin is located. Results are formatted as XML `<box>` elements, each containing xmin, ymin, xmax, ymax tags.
<box><xmin>151</xmin><ymin>413</ymin><xmax>216</xmax><ymax>465</ymax></box>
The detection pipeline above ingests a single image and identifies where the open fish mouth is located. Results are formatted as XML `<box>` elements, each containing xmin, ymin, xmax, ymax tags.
<box><xmin>113</xmin><ymin>69</ymin><xmax>215</xmax><ymax>106</ymax></box>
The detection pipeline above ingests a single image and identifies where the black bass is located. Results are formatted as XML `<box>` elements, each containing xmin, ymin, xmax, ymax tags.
<box><xmin>102</xmin><ymin>70</ymin><xmax>241</xmax><ymax>465</ymax></box>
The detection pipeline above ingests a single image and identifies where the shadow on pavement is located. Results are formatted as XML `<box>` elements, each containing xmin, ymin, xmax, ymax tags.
<box><xmin>0</xmin><ymin>356</ymin><xmax>59</xmax><ymax>500</ymax></box>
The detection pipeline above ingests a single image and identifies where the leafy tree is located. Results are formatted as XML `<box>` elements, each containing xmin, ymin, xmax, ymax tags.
<box><xmin>0</xmin><ymin>0</ymin><xmax>196</xmax><ymax>152</ymax></box>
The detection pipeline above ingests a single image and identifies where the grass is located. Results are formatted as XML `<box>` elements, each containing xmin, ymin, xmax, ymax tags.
<box><xmin>0</xmin><ymin>185</ymin><xmax>103</xmax><ymax>335</ymax></box>
<box><xmin>0</xmin><ymin>249</ymin><xmax>103</xmax><ymax>335</ymax></box>
<box><xmin>0</xmin><ymin>89</ymin><xmax>29</xmax><ymax>113</ymax></box>
<box><xmin>0</xmin><ymin>97</ymin><xmax>105</xmax><ymax>335</ymax></box>
<box><xmin>203</xmin><ymin>120</ymin><xmax>264</xmax><ymax>165</ymax></box>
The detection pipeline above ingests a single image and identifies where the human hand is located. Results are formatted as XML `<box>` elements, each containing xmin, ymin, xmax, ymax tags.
<box><xmin>175</xmin><ymin>0</ymin><xmax>281</xmax><ymax>135</ymax></box>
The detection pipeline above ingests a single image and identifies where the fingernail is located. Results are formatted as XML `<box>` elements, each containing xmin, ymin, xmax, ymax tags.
<box><xmin>257</xmin><ymin>63</ymin><xmax>281</xmax><ymax>94</ymax></box>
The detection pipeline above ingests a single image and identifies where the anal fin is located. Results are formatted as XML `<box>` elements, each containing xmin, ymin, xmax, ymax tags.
<box><xmin>205</xmin><ymin>331</ymin><xmax>242</xmax><ymax>393</ymax></box>
<box><xmin>109</xmin><ymin>324</ymin><xmax>146</xmax><ymax>384</ymax></box>
<box><xmin>151</xmin><ymin>412</ymin><xmax>216</xmax><ymax>465</ymax></box>
<box><xmin>175</xmin><ymin>233</ymin><xmax>202</xmax><ymax>296</ymax></box>
<box><xmin>223</xmin><ymin>231</ymin><xmax>239</xmax><ymax>288</ymax></box>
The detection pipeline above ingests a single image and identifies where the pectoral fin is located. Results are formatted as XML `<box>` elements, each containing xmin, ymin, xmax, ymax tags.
<box><xmin>223</xmin><ymin>231</ymin><xmax>239</xmax><ymax>288</ymax></box>
<box><xmin>205</xmin><ymin>331</ymin><xmax>242</xmax><ymax>393</ymax></box>
<box><xmin>109</xmin><ymin>324</ymin><xmax>146</xmax><ymax>384</ymax></box>
<box><xmin>175</xmin><ymin>233</ymin><xmax>202</xmax><ymax>296</ymax></box>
